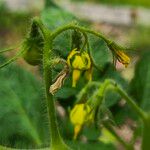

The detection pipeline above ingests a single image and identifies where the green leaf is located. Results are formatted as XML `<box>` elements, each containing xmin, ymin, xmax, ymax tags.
<box><xmin>88</xmin><ymin>34</ymin><xmax>111</xmax><ymax>69</ymax></box>
<box><xmin>82</xmin><ymin>125</ymin><xmax>100</xmax><ymax>141</ymax></box>
<box><xmin>66</xmin><ymin>140</ymin><xmax>116</xmax><ymax>150</ymax></box>
<box><xmin>88</xmin><ymin>34</ymin><xmax>128</xmax><ymax>107</ymax></box>
<box><xmin>41</xmin><ymin>6</ymin><xmax>86</xmax><ymax>59</ymax></box>
<box><xmin>41</xmin><ymin>7</ymin><xmax>76</xmax><ymax>59</ymax></box>
<box><xmin>0</xmin><ymin>56</ymin><xmax>48</xmax><ymax>148</ymax></box>
<box><xmin>130</xmin><ymin>50</ymin><xmax>150</xmax><ymax>112</ymax></box>
<box><xmin>41</xmin><ymin>8</ymin><xmax>76</xmax><ymax>30</ymax></box>
<box><xmin>52</xmin><ymin>30</ymin><xmax>72</xmax><ymax>58</ymax></box>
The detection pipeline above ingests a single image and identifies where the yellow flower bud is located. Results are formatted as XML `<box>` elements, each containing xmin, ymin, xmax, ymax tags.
<box><xmin>67</xmin><ymin>48</ymin><xmax>92</xmax><ymax>87</ymax></box>
<box><xmin>70</xmin><ymin>104</ymin><xmax>93</xmax><ymax>139</ymax></box>
<box><xmin>115</xmin><ymin>50</ymin><xmax>130</xmax><ymax>67</ymax></box>
<box><xmin>72</xmin><ymin>69</ymin><xmax>81</xmax><ymax>87</ymax></box>
<box><xmin>108</xmin><ymin>42</ymin><xmax>130</xmax><ymax>68</ymax></box>
<box><xmin>72</xmin><ymin>55</ymin><xmax>85</xmax><ymax>70</ymax></box>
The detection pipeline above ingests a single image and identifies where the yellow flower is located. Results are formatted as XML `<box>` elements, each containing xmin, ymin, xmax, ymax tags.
<box><xmin>72</xmin><ymin>55</ymin><xmax>85</xmax><ymax>70</ymax></box>
<box><xmin>108</xmin><ymin>42</ymin><xmax>130</xmax><ymax>68</ymax></box>
<box><xmin>115</xmin><ymin>50</ymin><xmax>130</xmax><ymax>68</ymax></box>
<box><xmin>70</xmin><ymin>104</ymin><xmax>93</xmax><ymax>140</ymax></box>
<box><xmin>67</xmin><ymin>48</ymin><xmax>92</xmax><ymax>87</ymax></box>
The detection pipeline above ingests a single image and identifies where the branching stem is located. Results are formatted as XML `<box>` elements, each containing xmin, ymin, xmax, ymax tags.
<box><xmin>95</xmin><ymin>79</ymin><xmax>146</xmax><ymax>121</ymax></box>
<box><xmin>51</xmin><ymin>23</ymin><xmax>111</xmax><ymax>44</ymax></box>
<box><xmin>33</xmin><ymin>18</ymin><xmax>70</xmax><ymax>150</ymax></box>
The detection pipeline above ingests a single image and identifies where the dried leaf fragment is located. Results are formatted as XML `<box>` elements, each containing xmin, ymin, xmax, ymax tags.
<box><xmin>49</xmin><ymin>70</ymin><xmax>68</xmax><ymax>95</ymax></box>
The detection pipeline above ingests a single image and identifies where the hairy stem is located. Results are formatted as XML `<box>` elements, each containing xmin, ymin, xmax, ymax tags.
<box><xmin>93</xmin><ymin>79</ymin><xmax>147</xmax><ymax>149</ymax></box>
<box><xmin>32</xmin><ymin>17</ymin><xmax>50</xmax><ymax>39</ymax></box>
<box><xmin>43</xmin><ymin>33</ymin><xmax>70</xmax><ymax>150</ymax></box>
<box><xmin>33</xmin><ymin>17</ymin><xmax>70</xmax><ymax>149</ymax></box>
<box><xmin>51</xmin><ymin>23</ymin><xmax>111</xmax><ymax>44</ymax></box>
<box><xmin>0</xmin><ymin>46</ymin><xmax>18</xmax><ymax>53</ymax></box>
<box><xmin>0</xmin><ymin>48</ymin><xmax>24</xmax><ymax>69</ymax></box>
<box><xmin>115</xmin><ymin>84</ymin><xmax>147</xmax><ymax>121</ymax></box>
<box><xmin>95</xmin><ymin>79</ymin><xmax>146</xmax><ymax>121</ymax></box>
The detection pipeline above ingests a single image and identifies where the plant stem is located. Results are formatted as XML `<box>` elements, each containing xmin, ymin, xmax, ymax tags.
<box><xmin>33</xmin><ymin>17</ymin><xmax>70</xmax><ymax>149</ymax></box>
<box><xmin>88</xmin><ymin>80</ymin><xmax>134</xmax><ymax>149</ymax></box>
<box><xmin>95</xmin><ymin>79</ymin><xmax>146</xmax><ymax>121</ymax></box>
<box><xmin>0</xmin><ymin>48</ymin><xmax>25</xmax><ymax>69</ymax></box>
<box><xmin>94</xmin><ymin>79</ymin><xmax>146</xmax><ymax>121</ymax></box>
<box><xmin>76</xmin><ymin>81</ymin><xmax>100</xmax><ymax>104</ymax></box>
<box><xmin>43</xmin><ymin>33</ymin><xmax>70</xmax><ymax>150</ymax></box>
<box><xmin>32</xmin><ymin>17</ymin><xmax>49</xmax><ymax>38</ymax></box>
<box><xmin>51</xmin><ymin>24</ymin><xmax>111</xmax><ymax>44</ymax></box>
<box><xmin>51</xmin><ymin>23</ymin><xmax>111</xmax><ymax>72</ymax></box>
<box><xmin>97</xmin><ymin>80</ymin><xmax>150</xmax><ymax>150</ymax></box>
<box><xmin>93</xmin><ymin>79</ymin><xmax>147</xmax><ymax>150</ymax></box>
<box><xmin>115</xmin><ymin>85</ymin><xmax>147</xmax><ymax>121</ymax></box>
<box><xmin>90</xmin><ymin>80</ymin><xmax>113</xmax><ymax>107</ymax></box>
<box><xmin>0</xmin><ymin>46</ymin><xmax>18</xmax><ymax>53</ymax></box>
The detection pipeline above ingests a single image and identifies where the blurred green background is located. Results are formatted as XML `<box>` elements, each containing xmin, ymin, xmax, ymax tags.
<box><xmin>0</xmin><ymin>0</ymin><xmax>150</xmax><ymax>149</ymax></box>
<box><xmin>71</xmin><ymin>0</ymin><xmax>150</xmax><ymax>8</ymax></box>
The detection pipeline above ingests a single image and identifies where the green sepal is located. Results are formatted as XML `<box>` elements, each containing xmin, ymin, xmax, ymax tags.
<box><xmin>23</xmin><ymin>21</ymin><xmax>44</xmax><ymax>66</ymax></box>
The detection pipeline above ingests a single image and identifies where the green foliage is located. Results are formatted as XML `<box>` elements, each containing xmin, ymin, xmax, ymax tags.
<box><xmin>67</xmin><ymin>140</ymin><xmax>116</xmax><ymax>150</ymax></box>
<box><xmin>131</xmin><ymin>26</ymin><xmax>150</xmax><ymax>51</ymax></box>
<box><xmin>71</xmin><ymin>30</ymin><xmax>83</xmax><ymax>50</ymax></box>
<box><xmin>71</xmin><ymin>0</ymin><xmax>150</xmax><ymax>8</ymax></box>
<box><xmin>41</xmin><ymin>4</ymin><xmax>77</xmax><ymax>60</ymax></box>
<box><xmin>0</xmin><ymin>56</ymin><xmax>49</xmax><ymax>148</ymax></box>
<box><xmin>82</xmin><ymin>125</ymin><xmax>100</xmax><ymax>140</ymax></box>
<box><xmin>98</xmin><ymin>65</ymin><xmax>128</xmax><ymax>107</ymax></box>
<box><xmin>41</xmin><ymin>8</ymin><xmax>76</xmax><ymax>31</ymax></box>
<box><xmin>50</xmin><ymin>29</ymin><xmax>128</xmax><ymax>108</ymax></box>
<box><xmin>23</xmin><ymin>21</ymin><xmax>44</xmax><ymax>66</ymax></box>
<box><xmin>88</xmin><ymin>34</ymin><xmax>110</xmax><ymax>68</ymax></box>
<box><xmin>130</xmin><ymin>50</ymin><xmax>150</xmax><ymax>112</ymax></box>
<box><xmin>40</xmin><ymin>2</ymin><xmax>126</xmax><ymax>109</ymax></box>
<box><xmin>0</xmin><ymin>2</ymin><xmax>144</xmax><ymax>148</ymax></box>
